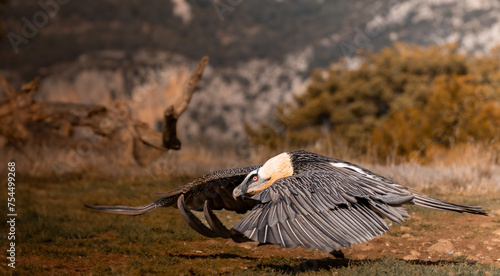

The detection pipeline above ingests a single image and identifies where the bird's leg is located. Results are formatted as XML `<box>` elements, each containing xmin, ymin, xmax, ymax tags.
<box><xmin>202</xmin><ymin>200</ymin><xmax>252</xmax><ymax>243</ymax></box>
<box><xmin>177</xmin><ymin>194</ymin><xmax>219</xmax><ymax>238</ymax></box>
<box><xmin>330</xmin><ymin>250</ymin><xmax>345</xmax><ymax>259</ymax></box>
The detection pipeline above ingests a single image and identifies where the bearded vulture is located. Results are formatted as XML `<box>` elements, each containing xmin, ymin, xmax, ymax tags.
<box><xmin>86</xmin><ymin>150</ymin><xmax>487</xmax><ymax>254</ymax></box>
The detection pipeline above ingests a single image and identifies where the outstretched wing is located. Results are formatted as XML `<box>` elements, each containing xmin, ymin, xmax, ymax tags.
<box><xmin>85</xmin><ymin>165</ymin><xmax>261</xmax><ymax>215</ymax></box>
<box><xmin>233</xmin><ymin>170</ymin><xmax>416</xmax><ymax>253</ymax></box>
<box><xmin>290</xmin><ymin>150</ymin><xmax>409</xmax><ymax>190</ymax></box>
<box><xmin>153</xmin><ymin>165</ymin><xmax>262</xmax><ymax>213</ymax></box>
<box><xmin>289</xmin><ymin>151</ymin><xmax>486</xmax><ymax>215</ymax></box>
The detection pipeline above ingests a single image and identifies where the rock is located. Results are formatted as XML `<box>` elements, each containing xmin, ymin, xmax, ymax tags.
<box><xmin>467</xmin><ymin>245</ymin><xmax>476</xmax><ymax>250</ymax></box>
<box><xmin>400</xmin><ymin>226</ymin><xmax>411</xmax><ymax>232</ymax></box>
<box><xmin>205</xmin><ymin>240</ymin><xmax>218</xmax><ymax>245</ymax></box>
<box><xmin>230</xmin><ymin>241</ymin><xmax>259</xmax><ymax>250</ymax></box>
<box><xmin>402</xmin><ymin>233</ymin><xmax>413</xmax><ymax>238</ymax></box>
<box><xmin>427</xmin><ymin>240</ymin><xmax>456</xmax><ymax>255</ymax></box>
<box><xmin>492</xmin><ymin>229</ymin><xmax>500</xmax><ymax>236</ymax></box>
<box><xmin>410</xmin><ymin>250</ymin><xmax>420</xmax><ymax>256</ymax></box>
<box><xmin>403</xmin><ymin>255</ymin><xmax>419</xmax><ymax>261</ymax></box>
<box><xmin>353</xmin><ymin>254</ymin><xmax>367</xmax><ymax>260</ymax></box>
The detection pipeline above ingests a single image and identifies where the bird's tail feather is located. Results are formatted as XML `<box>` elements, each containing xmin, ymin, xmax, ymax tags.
<box><xmin>413</xmin><ymin>195</ymin><xmax>487</xmax><ymax>215</ymax></box>
<box><xmin>85</xmin><ymin>197</ymin><xmax>176</xmax><ymax>216</ymax></box>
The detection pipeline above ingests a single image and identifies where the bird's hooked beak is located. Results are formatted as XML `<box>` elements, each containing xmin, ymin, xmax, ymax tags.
<box><xmin>232</xmin><ymin>186</ymin><xmax>243</xmax><ymax>199</ymax></box>
<box><xmin>233</xmin><ymin>171</ymin><xmax>254</xmax><ymax>199</ymax></box>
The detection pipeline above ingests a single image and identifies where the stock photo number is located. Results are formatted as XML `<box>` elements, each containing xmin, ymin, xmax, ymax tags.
<box><xmin>7</xmin><ymin>162</ymin><xmax>16</xmax><ymax>268</ymax></box>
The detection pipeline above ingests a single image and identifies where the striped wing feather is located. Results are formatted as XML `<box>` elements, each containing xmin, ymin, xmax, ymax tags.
<box><xmin>290</xmin><ymin>151</ymin><xmax>486</xmax><ymax>215</ymax></box>
<box><xmin>233</xmin><ymin>170</ymin><xmax>414</xmax><ymax>252</ymax></box>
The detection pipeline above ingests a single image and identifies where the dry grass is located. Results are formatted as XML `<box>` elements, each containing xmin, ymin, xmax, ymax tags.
<box><xmin>367</xmin><ymin>143</ymin><xmax>500</xmax><ymax>194</ymax></box>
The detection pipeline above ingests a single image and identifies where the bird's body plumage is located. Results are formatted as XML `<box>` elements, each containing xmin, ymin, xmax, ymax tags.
<box><xmin>86</xmin><ymin>150</ymin><xmax>487</xmax><ymax>253</ymax></box>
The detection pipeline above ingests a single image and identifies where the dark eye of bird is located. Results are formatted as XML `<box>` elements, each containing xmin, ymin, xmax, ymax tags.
<box><xmin>252</xmin><ymin>176</ymin><xmax>258</xmax><ymax>182</ymax></box>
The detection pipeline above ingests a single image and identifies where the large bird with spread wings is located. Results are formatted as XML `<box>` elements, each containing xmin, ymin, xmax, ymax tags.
<box><xmin>86</xmin><ymin>150</ymin><xmax>487</xmax><ymax>254</ymax></box>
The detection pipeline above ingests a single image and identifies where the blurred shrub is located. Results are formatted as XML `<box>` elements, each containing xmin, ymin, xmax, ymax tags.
<box><xmin>247</xmin><ymin>43</ymin><xmax>500</xmax><ymax>162</ymax></box>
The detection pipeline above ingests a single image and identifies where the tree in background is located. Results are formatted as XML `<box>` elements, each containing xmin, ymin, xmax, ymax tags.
<box><xmin>247</xmin><ymin>43</ymin><xmax>500</xmax><ymax>162</ymax></box>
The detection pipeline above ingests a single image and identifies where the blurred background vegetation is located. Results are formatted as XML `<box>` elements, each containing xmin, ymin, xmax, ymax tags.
<box><xmin>247</xmin><ymin>43</ymin><xmax>500</xmax><ymax>163</ymax></box>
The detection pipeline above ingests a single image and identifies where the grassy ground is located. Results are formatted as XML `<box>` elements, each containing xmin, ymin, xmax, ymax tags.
<box><xmin>1</xmin><ymin>173</ymin><xmax>499</xmax><ymax>275</ymax></box>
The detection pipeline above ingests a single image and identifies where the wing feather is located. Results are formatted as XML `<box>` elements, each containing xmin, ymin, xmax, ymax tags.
<box><xmin>285</xmin><ymin>220</ymin><xmax>304</xmax><ymax>247</ymax></box>
<box><xmin>233</xmin><ymin>170</ymin><xmax>414</xmax><ymax>252</ymax></box>
<box><xmin>267</xmin><ymin>204</ymin><xmax>279</xmax><ymax>227</ymax></box>
<box><xmin>277</xmin><ymin>222</ymin><xmax>300</xmax><ymax>248</ymax></box>
<box><xmin>329</xmin><ymin>208</ymin><xmax>367</xmax><ymax>244</ymax></box>
<box><xmin>300</xmin><ymin>215</ymin><xmax>337</xmax><ymax>252</ymax></box>
<box><xmin>292</xmin><ymin>217</ymin><xmax>326</xmax><ymax>250</ymax></box>
<box><xmin>315</xmin><ymin>211</ymin><xmax>354</xmax><ymax>245</ymax></box>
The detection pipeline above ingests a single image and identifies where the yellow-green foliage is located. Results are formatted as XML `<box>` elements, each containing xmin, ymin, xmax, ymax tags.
<box><xmin>248</xmin><ymin>43</ymin><xmax>500</xmax><ymax>161</ymax></box>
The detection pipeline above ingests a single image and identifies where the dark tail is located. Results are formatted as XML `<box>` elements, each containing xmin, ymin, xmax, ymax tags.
<box><xmin>85</xmin><ymin>196</ymin><xmax>177</xmax><ymax>216</ymax></box>
<box><xmin>413</xmin><ymin>195</ymin><xmax>487</xmax><ymax>215</ymax></box>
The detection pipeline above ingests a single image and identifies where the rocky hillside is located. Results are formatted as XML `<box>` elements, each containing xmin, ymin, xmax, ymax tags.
<box><xmin>1</xmin><ymin>0</ymin><xmax>499</xmax><ymax>147</ymax></box>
